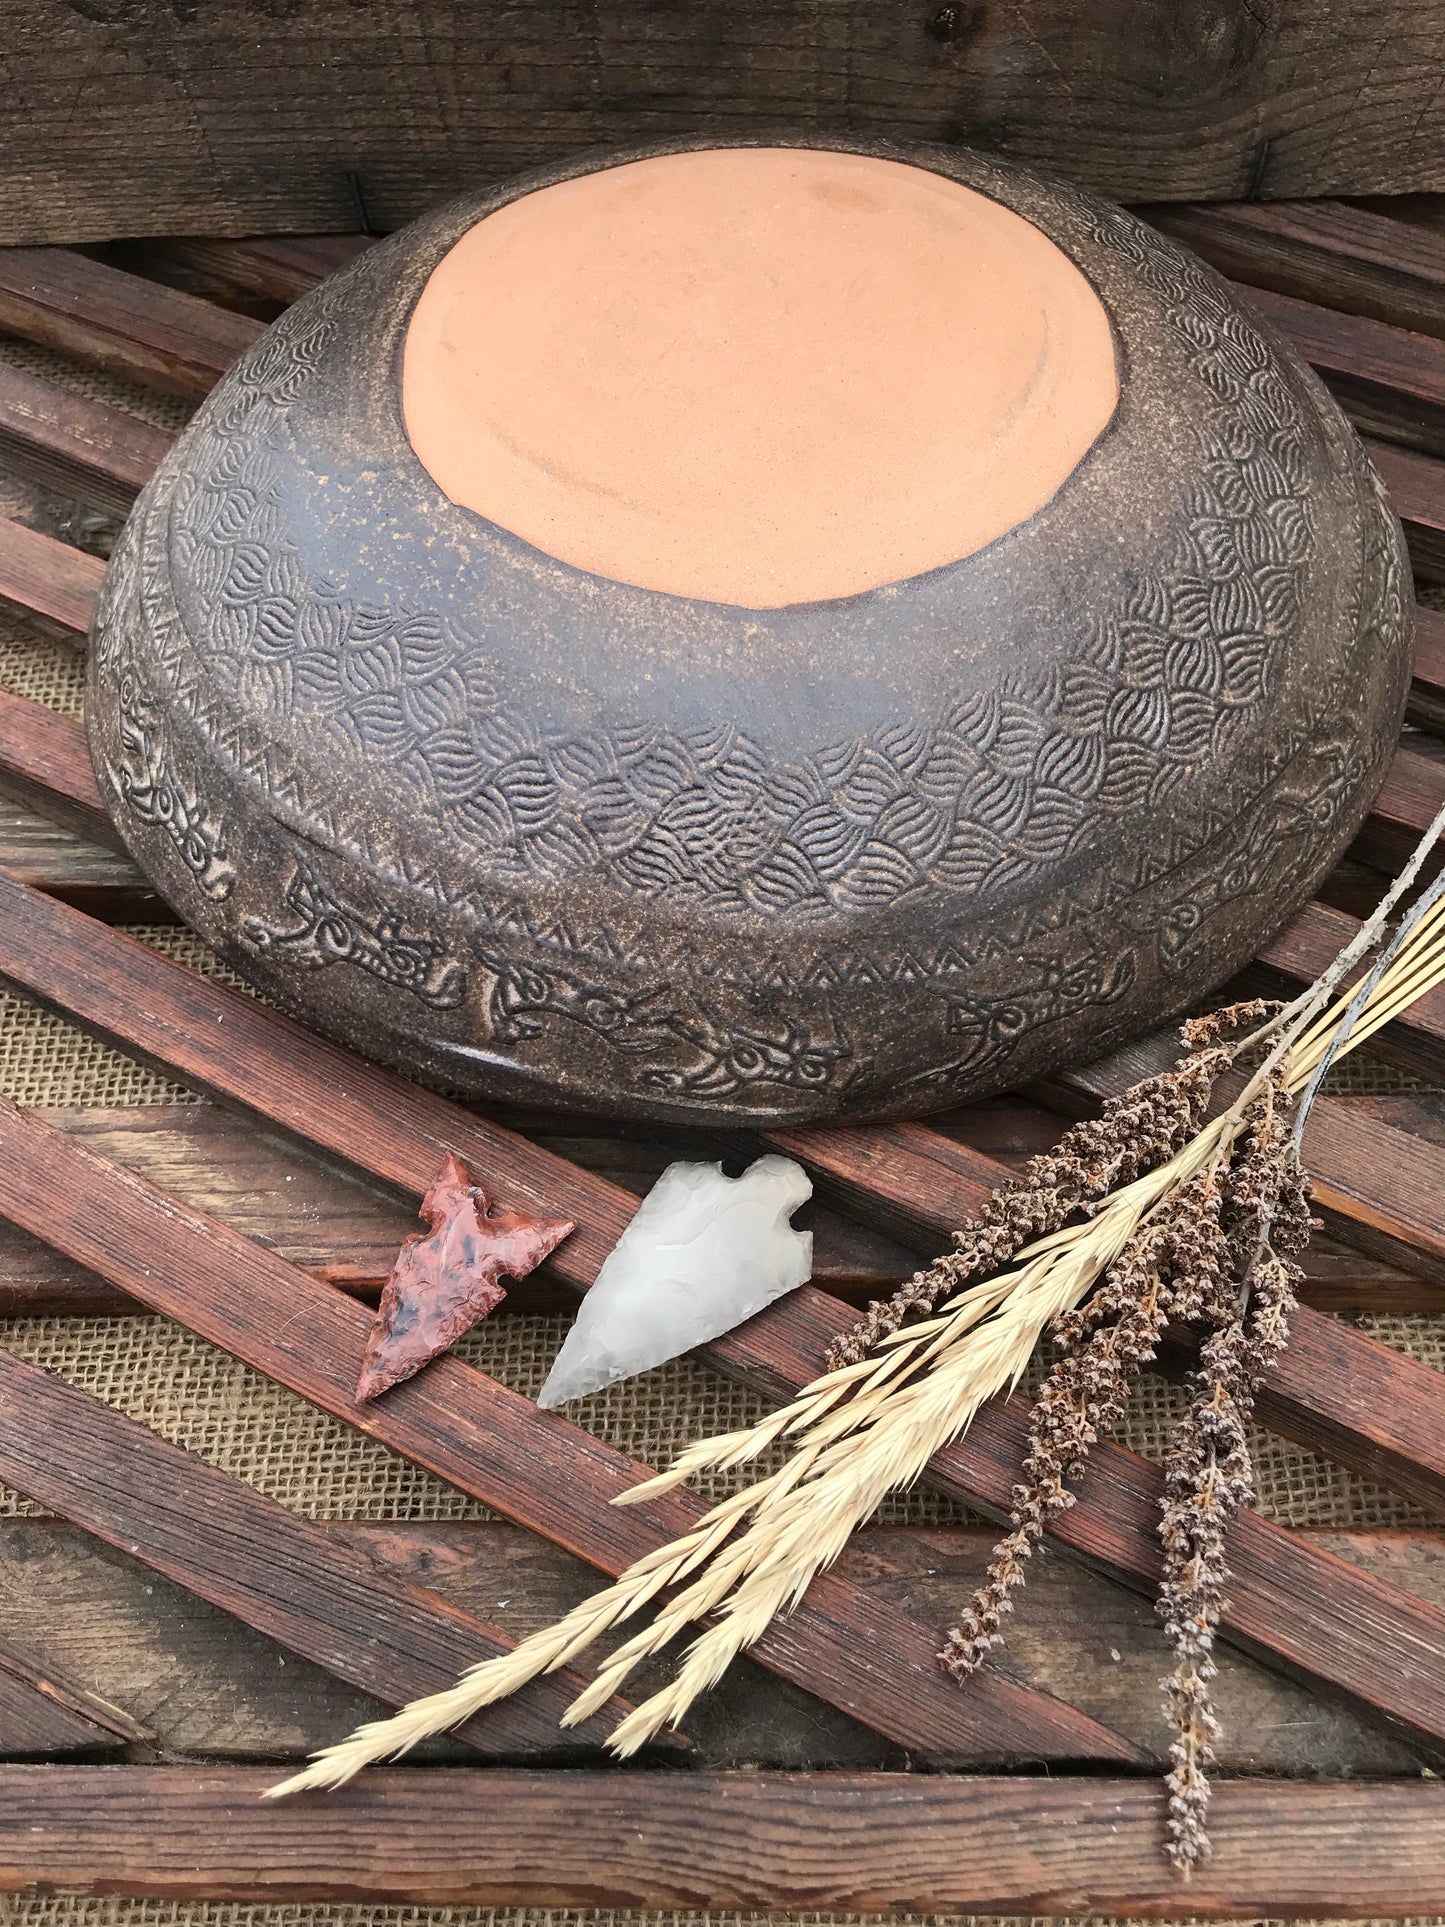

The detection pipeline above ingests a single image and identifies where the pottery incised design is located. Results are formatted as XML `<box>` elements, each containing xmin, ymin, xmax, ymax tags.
<box><xmin>87</xmin><ymin>141</ymin><xmax>1411</xmax><ymax>1123</ymax></box>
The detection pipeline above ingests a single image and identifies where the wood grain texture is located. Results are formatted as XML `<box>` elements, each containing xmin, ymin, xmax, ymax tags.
<box><xmin>0</xmin><ymin>800</ymin><xmax>157</xmax><ymax>921</ymax></box>
<box><xmin>1410</xmin><ymin>603</ymin><xmax>1445</xmax><ymax>730</ymax></box>
<box><xmin>0</xmin><ymin>364</ymin><xmax>172</xmax><ymax>516</ymax></box>
<box><xmin>0</xmin><ymin>250</ymin><xmax>260</xmax><ymax>399</ymax></box>
<box><xmin>3</xmin><ymin>1516</ymin><xmax>1436</xmax><ymax>1776</ymax></box>
<box><xmin>1148</xmin><ymin>199</ymin><xmax>1445</xmax><ymax>338</ymax></box>
<box><xmin>1352</xmin><ymin>740</ymin><xmax>1445</xmax><ymax>878</ymax></box>
<box><xmin>764</xmin><ymin>1114</ymin><xmax>1445</xmax><ymax>1515</ymax></box>
<box><xmin>157</xmin><ymin>236</ymin><xmax>375</xmax><ymax>305</ymax></box>
<box><xmin>24</xmin><ymin>1101</ymin><xmax>917</xmax><ymax>1309</ymax></box>
<box><xmin>1364</xmin><ymin>437</ymin><xmax>1445</xmax><ymax>580</ymax></box>
<box><xmin>0</xmin><ymin>1104</ymin><xmax>1420</xmax><ymax>1319</ymax></box>
<box><xmin>0</xmin><ymin>1343</ymin><xmax>659</xmax><ymax>1762</ymax></box>
<box><xmin>1241</xmin><ymin>282</ymin><xmax>1445</xmax><ymax>455</ymax></box>
<box><xmin>0</xmin><ymin>1766</ymin><xmax>1444</xmax><ymax>1912</ymax></box>
<box><xmin>0</xmin><ymin>1088</ymin><xmax>1131</xmax><ymax>1768</ymax></box>
<box><xmin>7</xmin><ymin>1</ymin><xmax>1445</xmax><ymax>245</ymax></box>
<box><xmin>0</xmin><ymin>881</ymin><xmax>1438</xmax><ymax>1747</ymax></box>
<box><xmin>0</xmin><ymin>1645</ymin><xmax>139</xmax><ymax>1761</ymax></box>
<box><xmin>0</xmin><ymin>517</ymin><xmax>103</xmax><ymax>637</ymax></box>
<box><xmin>0</xmin><ymin>684</ymin><xmax>111</xmax><ymax>836</ymax></box>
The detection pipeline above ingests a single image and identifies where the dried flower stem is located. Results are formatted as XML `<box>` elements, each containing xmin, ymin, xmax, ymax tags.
<box><xmin>267</xmin><ymin>807</ymin><xmax>1445</xmax><ymax>1816</ymax></box>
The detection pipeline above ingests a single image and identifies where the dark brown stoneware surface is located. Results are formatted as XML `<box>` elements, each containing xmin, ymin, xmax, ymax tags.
<box><xmin>85</xmin><ymin>139</ymin><xmax>1412</xmax><ymax>1125</ymax></box>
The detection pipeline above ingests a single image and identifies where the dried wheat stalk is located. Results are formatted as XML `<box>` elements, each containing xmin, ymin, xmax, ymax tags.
<box><xmin>269</xmin><ymin>801</ymin><xmax>1445</xmax><ymax>1867</ymax></box>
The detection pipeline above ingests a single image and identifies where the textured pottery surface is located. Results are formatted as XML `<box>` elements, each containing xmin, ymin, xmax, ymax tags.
<box><xmin>86</xmin><ymin>139</ymin><xmax>1412</xmax><ymax>1124</ymax></box>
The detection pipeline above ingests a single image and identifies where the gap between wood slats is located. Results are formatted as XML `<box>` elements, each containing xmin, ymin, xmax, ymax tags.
<box><xmin>0</xmin><ymin>881</ymin><xmax>1440</xmax><ymax>1751</ymax></box>
<box><xmin>0</xmin><ymin>1341</ymin><xmax>663</xmax><ymax>1763</ymax></box>
<box><xmin>3</xmin><ymin>1516</ymin><xmax>1438</xmax><ymax>1777</ymax></box>
<box><xmin>0</xmin><ymin>1086</ymin><xmax>1133</xmax><ymax>1769</ymax></box>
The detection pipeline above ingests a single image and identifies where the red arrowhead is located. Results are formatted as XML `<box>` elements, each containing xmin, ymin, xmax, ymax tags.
<box><xmin>356</xmin><ymin>1155</ymin><xmax>576</xmax><ymax>1401</ymax></box>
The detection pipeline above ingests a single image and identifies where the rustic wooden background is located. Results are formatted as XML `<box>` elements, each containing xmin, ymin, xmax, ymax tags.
<box><xmin>6</xmin><ymin>0</ymin><xmax>1445</xmax><ymax>243</ymax></box>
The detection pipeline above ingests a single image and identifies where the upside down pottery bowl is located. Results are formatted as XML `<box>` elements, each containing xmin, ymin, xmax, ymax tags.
<box><xmin>87</xmin><ymin>140</ymin><xmax>1412</xmax><ymax>1125</ymax></box>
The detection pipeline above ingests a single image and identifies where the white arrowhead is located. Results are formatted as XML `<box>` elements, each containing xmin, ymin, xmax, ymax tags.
<box><xmin>537</xmin><ymin>1156</ymin><xmax>813</xmax><ymax>1408</ymax></box>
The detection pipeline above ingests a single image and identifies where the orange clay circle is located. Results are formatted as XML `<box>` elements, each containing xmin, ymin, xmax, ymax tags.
<box><xmin>402</xmin><ymin>147</ymin><xmax>1119</xmax><ymax>609</ymax></box>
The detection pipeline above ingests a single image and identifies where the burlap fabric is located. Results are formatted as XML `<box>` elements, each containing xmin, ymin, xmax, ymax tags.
<box><xmin>1</xmin><ymin>325</ymin><xmax>1443</xmax><ymax>1927</ymax></box>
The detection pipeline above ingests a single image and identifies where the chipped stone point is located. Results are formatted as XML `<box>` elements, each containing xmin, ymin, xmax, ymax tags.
<box><xmin>537</xmin><ymin>1156</ymin><xmax>814</xmax><ymax>1408</ymax></box>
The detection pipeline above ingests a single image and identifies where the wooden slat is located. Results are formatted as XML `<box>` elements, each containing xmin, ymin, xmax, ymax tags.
<box><xmin>0</xmin><ymin>686</ymin><xmax>112</xmax><ymax>840</ymax></box>
<box><xmin>14</xmin><ymin>1102</ymin><xmax>917</xmax><ymax>1312</ymax></box>
<box><xmin>1147</xmin><ymin>201</ymin><xmax>1445</xmax><ymax>339</ymax></box>
<box><xmin>707</xmin><ymin>1291</ymin><xmax>1445</xmax><ymax>1754</ymax></box>
<box><xmin>5</xmin><ymin>1515</ymin><xmax>1438</xmax><ymax>1775</ymax></box>
<box><xmin>1409</xmin><ymin>603</ymin><xmax>1445</xmax><ymax>732</ymax></box>
<box><xmin>1364</xmin><ymin>436</ymin><xmax>1445</xmax><ymax>580</ymax></box>
<box><xmin>0</xmin><ymin>363</ymin><xmax>171</xmax><ymax>516</ymax></box>
<box><xmin>0</xmin><ymin>1766</ymin><xmax>1442</xmax><ymax>1913</ymax></box>
<box><xmin>0</xmin><ymin>1088</ymin><xmax>1128</xmax><ymax>1768</ymax></box>
<box><xmin>0</xmin><ymin>804</ymin><xmax>157</xmax><ymax>922</ymax></box>
<box><xmin>0</xmin><ymin>517</ymin><xmax>102</xmax><ymax>636</ymax></box>
<box><xmin>158</xmin><ymin>236</ymin><xmax>373</xmax><ymax>305</ymax></box>
<box><xmin>0</xmin><ymin>880</ymin><xmax>1438</xmax><ymax>1748</ymax></box>
<box><xmin>0</xmin><ymin>1342</ymin><xmax>662</xmax><ymax>1761</ymax></box>
<box><xmin>0</xmin><ymin>1105</ymin><xmax>1422</xmax><ymax>1320</ymax></box>
<box><xmin>0</xmin><ymin>250</ymin><xmax>261</xmax><ymax>400</ymax></box>
<box><xmin>763</xmin><ymin>1117</ymin><xmax>1445</xmax><ymax>1516</ymax></box>
<box><xmin>1353</xmin><ymin>741</ymin><xmax>1445</xmax><ymax>876</ymax></box>
<box><xmin>9</xmin><ymin>0</ymin><xmax>1445</xmax><ymax>244</ymax></box>
<box><xmin>0</xmin><ymin>1646</ymin><xmax>138</xmax><ymax>1760</ymax></box>
<box><xmin>1241</xmin><ymin>283</ymin><xmax>1445</xmax><ymax>456</ymax></box>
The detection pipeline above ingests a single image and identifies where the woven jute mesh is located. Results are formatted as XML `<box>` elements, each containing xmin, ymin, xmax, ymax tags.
<box><xmin>3</xmin><ymin>1902</ymin><xmax>1445</xmax><ymax>1927</ymax></box>
<box><xmin>2</xmin><ymin>372</ymin><xmax>1445</xmax><ymax>1927</ymax></box>
<box><xmin>0</xmin><ymin>330</ymin><xmax>193</xmax><ymax>432</ymax></box>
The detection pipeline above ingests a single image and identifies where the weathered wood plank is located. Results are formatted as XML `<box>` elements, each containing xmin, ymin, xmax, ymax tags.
<box><xmin>0</xmin><ymin>802</ymin><xmax>157</xmax><ymax>921</ymax></box>
<box><xmin>0</xmin><ymin>517</ymin><xmax>103</xmax><ymax>637</ymax></box>
<box><xmin>0</xmin><ymin>1088</ymin><xmax>1128</xmax><ymax>1768</ymax></box>
<box><xmin>0</xmin><ymin>1105</ymin><xmax>1425</xmax><ymax>1316</ymax></box>
<box><xmin>1241</xmin><ymin>283</ymin><xmax>1445</xmax><ymax>455</ymax></box>
<box><xmin>157</xmin><ymin>236</ymin><xmax>374</xmax><ymax>306</ymax></box>
<box><xmin>1</xmin><ymin>1519</ymin><xmax>1438</xmax><ymax>1775</ymax></box>
<box><xmin>0</xmin><ymin>1644</ymin><xmax>139</xmax><ymax>1761</ymax></box>
<box><xmin>1353</xmin><ymin>740</ymin><xmax>1445</xmax><ymax>876</ymax></box>
<box><xmin>1364</xmin><ymin>437</ymin><xmax>1445</xmax><ymax>581</ymax></box>
<box><xmin>0</xmin><ymin>686</ymin><xmax>113</xmax><ymax>840</ymax></box>
<box><xmin>6</xmin><ymin>0</ymin><xmax>1445</xmax><ymax>246</ymax></box>
<box><xmin>0</xmin><ymin>363</ymin><xmax>171</xmax><ymax>517</ymax></box>
<box><xmin>0</xmin><ymin>1343</ymin><xmax>662</xmax><ymax>1762</ymax></box>
<box><xmin>0</xmin><ymin>880</ymin><xmax>1438</xmax><ymax>1746</ymax></box>
<box><xmin>0</xmin><ymin>250</ymin><xmax>261</xmax><ymax>400</ymax></box>
<box><xmin>1408</xmin><ymin>603</ymin><xmax>1445</xmax><ymax>731</ymax></box>
<box><xmin>762</xmin><ymin>1116</ymin><xmax>1445</xmax><ymax>1513</ymax></box>
<box><xmin>1147</xmin><ymin>200</ymin><xmax>1445</xmax><ymax>339</ymax></box>
<box><xmin>0</xmin><ymin>1766</ymin><xmax>1443</xmax><ymax>1913</ymax></box>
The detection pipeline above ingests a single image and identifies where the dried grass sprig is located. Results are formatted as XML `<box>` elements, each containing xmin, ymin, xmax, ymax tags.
<box><xmin>267</xmin><ymin>804</ymin><xmax>1445</xmax><ymax>1855</ymax></box>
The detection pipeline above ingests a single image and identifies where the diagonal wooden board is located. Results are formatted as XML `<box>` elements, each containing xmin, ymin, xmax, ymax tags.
<box><xmin>1</xmin><ymin>878</ymin><xmax>1443</xmax><ymax>1752</ymax></box>
<box><xmin>0</xmin><ymin>211</ymin><xmax>1445</xmax><ymax>1819</ymax></box>
<box><xmin>0</xmin><ymin>1341</ymin><xmax>670</xmax><ymax>1760</ymax></box>
<box><xmin>0</xmin><ymin>1085</ymin><xmax>1132</xmax><ymax>1767</ymax></box>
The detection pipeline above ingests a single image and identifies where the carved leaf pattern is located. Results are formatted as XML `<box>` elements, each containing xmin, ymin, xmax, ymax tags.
<box><xmin>148</xmin><ymin>204</ymin><xmax>1315</xmax><ymax>928</ymax></box>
